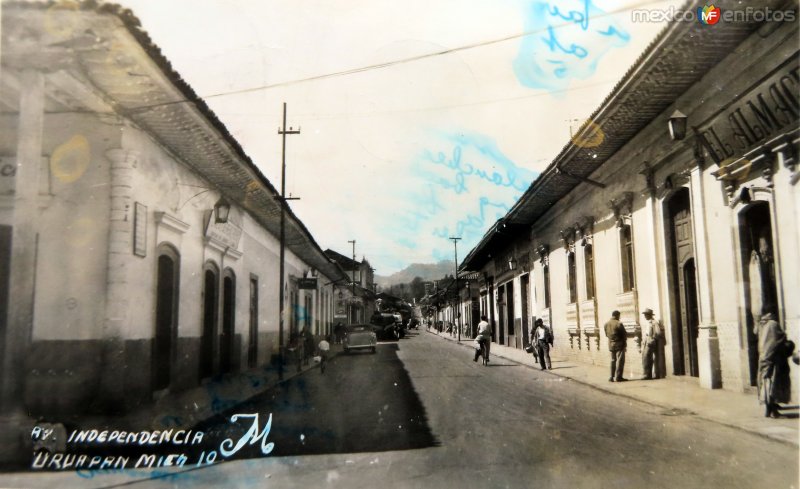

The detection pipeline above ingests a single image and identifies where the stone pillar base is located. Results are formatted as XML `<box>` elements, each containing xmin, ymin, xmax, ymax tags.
<box><xmin>698</xmin><ymin>324</ymin><xmax>722</xmax><ymax>389</ymax></box>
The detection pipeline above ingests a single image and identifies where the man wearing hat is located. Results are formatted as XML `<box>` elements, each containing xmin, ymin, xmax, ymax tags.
<box><xmin>641</xmin><ymin>308</ymin><xmax>665</xmax><ymax>380</ymax></box>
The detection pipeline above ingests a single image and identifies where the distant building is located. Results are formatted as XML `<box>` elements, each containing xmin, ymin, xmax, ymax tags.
<box><xmin>462</xmin><ymin>2</ymin><xmax>799</xmax><ymax>395</ymax></box>
<box><xmin>0</xmin><ymin>1</ymin><xmax>346</xmax><ymax>425</ymax></box>
<box><xmin>324</xmin><ymin>249</ymin><xmax>376</xmax><ymax>324</ymax></box>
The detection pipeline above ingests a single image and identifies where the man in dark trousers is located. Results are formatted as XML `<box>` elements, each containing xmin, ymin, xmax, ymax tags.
<box><xmin>641</xmin><ymin>308</ymin><xmax>665</xmax><ymax>379</ymax></box>
<box><xmin>532</xmin><ymin>319</ymin><xmax>553</xmax><ymax>370</ymax></box>
<box><xmin>604</xmin><ymin>310</ymin><xmax>628</xmax><ymax>382</ymax></box>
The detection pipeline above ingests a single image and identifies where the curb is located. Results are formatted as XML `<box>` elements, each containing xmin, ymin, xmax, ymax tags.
<box><xmin>426</xmin><ymin>330</ymin><xmax>799</xmax><ymax>447</ymax></box>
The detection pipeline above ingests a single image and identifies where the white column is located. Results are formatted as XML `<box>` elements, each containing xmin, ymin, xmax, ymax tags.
<box><xmin>2</xmin><ymin>70</ymin><xmax>44</xmax><ymax>411</ymax></box>
<box><xmin>691</xmin><ymin>164</ymin><xmax>722</xmax><ymax>389</ymax></box>
<box><xmin>104</xmin><ymin>148</ymin><xmax>137</xmax><ymax>338</ymax></box>
<box><xmin>99</xmin><ymin>148</ymin><xmax>137</xmax><ymax>405</ymax></box>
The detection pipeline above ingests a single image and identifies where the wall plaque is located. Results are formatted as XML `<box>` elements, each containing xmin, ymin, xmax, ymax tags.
<box><xmin>133</xmin><ymin>202</ymin><xmax>147</xmax><ymax>257</ymax></box>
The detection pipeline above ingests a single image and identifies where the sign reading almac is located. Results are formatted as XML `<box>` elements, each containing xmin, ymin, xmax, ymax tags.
<box><xmin>699</xmin><ymin>60</ymin><xmax>799</xmax><ymax>163</ymax></box>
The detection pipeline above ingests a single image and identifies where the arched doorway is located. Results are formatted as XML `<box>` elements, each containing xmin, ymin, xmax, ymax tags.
<box><xmin>220</xmin><ymin>269</ymin><xmax>236</xmax><ymax>374</ymax></box>
<box><xmin>0</xmin><ymin>225</ymin><xmax>11</xmax><ymax>378</ymax></box>
<box><xmin>665</xmin><ymin>188</ymin><xmax>699</xmax><ymax>376</ymax></box>
<box><xmin>739</xmin><ymin>201</ymin><xmax>779</xmax><ymax>387</ymax></box>
<box><xmin>153</xmin><ymin>245</ymin><xmax>179</xmax><ymax>392</ymax></box>
<box><xmin>200</xmin><ymin>262</ymin><xmax>219</xmax><ymax>380</ymax></box>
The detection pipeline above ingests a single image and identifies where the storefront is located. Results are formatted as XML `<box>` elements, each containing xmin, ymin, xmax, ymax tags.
<box><xmin>461</xmin><ymin>4</ymin><xmax>799</xmax><ymax>394</ymax></box>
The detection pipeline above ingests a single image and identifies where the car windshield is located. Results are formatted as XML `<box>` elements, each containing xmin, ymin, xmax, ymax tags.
<box><xmin>347</xmin><ymin>326</ymin><xmax>369</xmax><ymax>333</ymax></box>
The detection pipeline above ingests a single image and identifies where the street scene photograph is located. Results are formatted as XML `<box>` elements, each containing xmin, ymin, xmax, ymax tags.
<box><xmin>0</xmin><ymin>0</ymin><xmax>799</xmax><ymax>487</ymax></box>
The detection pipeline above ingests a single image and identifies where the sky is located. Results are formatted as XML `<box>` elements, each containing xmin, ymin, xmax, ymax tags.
<box><xmin>115</xmin><ymin>0</ymin><xmax>683</xmax><ymax>275</ymax></box>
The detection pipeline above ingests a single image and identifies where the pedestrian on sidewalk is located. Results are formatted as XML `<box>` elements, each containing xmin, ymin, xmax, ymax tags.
<box><xmin>473</xmin><ymin>315</ymin><xmax>492</xmax><ymax>364</ymax></box>
<box><xmin>287</xmin><ymin>330</ymin><xmax>303</xmax><ymax>373</ymax></box>
<box><xmin>334</xmin><ymin>322</ymin><xmax>345</xmax><ymax>345</ymax></box>
<box><xmin>526</xmin><ymin>327</ymin><xmax>539</xmax><ymax>365</ymax></box>
<box><xmin>641</xmin><ymin>308</ymin><xmax>665</xmax><ymax>380</ymax></box>
<box><xmin>302</xmin><ymin>326</ymin><xmax>315</xmax><ymax>366</ymax></box>
<box><xmin>317</xmin><ymin>337</ymin><xmax>330</xmax><ymax>374</ymax></box>
<box><xmin>604</xmin><ymin>310</ymin><xmax>628</xmax><ymax>382</ymax></box>
<box><xmin>533</xmin><ymin>319</ymin><xmax>553</xmax><ymax>370</ymax></box>
<box><xmin>756</xmin><ymin>309</ymin><xmax>793</xmax><ymax>418</ymax></box>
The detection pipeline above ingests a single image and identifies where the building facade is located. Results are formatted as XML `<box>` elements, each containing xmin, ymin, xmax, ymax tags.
<box><xmin>462</xmin><ymin>1</ymin><xmax>799</xmax><ymax>395</ymax></box>
<box><xmin>0</xmin><ymin>3</ymin><xmax>345</xmax><ymax>422</ymax></box>
<box><xmin>325</xmin><ymin>249</ymin><xmax>377</xmax><ymax>324</ymax></box>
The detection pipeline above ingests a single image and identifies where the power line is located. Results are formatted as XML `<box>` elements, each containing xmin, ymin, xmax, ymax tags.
<box><xmin>118</xmin><ymin>0</ymin><xmax>667</xmax><ymax>115</ymax></box>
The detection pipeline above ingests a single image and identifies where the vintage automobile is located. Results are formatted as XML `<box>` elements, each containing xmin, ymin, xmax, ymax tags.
<box><xmin>369</xmin><ymin>312</ymin><xmax>400</xmax><ymax>341</ymax></box>
<box><xmin>343</xmin><ymin>324</ymin><xmax>377</xmax><ymax>354</ymax></box>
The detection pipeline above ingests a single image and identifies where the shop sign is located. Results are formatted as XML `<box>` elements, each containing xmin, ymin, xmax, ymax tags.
<box><xmin>205</xmin><ymin>210</ymin><xmax>242</xmax><ymax>249</ymax></box>
<box><xmin>699</xmin><ymin>61</ymin><xmax>799</xmax><ymax>164</ymax></box>
<box><xmin>297</xmin><ymin>277</ymin><xmax>317</xmax><ymax>289</ymax></box>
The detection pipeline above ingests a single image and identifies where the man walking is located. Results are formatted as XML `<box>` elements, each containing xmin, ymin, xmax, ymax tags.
<box><xmin>604</xmin><ymin>310</ymin><xmax>628</xmax><ymax>382</ymax></box>
<box><xmin>641</xmin><ymin>308</ymin><xmax>665</xmax><ymax>380</ymax></box>
<box><xmin>533</xmin><ymin>319</ymin><xmax>553</xmax><ymax>370</ymax></box>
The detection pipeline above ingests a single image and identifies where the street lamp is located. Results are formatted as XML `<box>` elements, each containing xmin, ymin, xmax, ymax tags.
<box><xmin>668</xmin><ymin>110</ymin><xmax>687</xmax><ymax>141</ymax></box>
<box><xmin>214</xmin><ymin>197</ymin><xmax>231</xmax><ymax>223</ymax></box>
<box><xmin>508</xmin><ymin>255</ymin><xmax>518</xmax><ymax>271</ymax></box>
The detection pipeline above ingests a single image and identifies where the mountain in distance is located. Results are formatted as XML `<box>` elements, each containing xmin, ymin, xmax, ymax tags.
<box><xmin>375</xmin><ymin>260</ymin><xmax>455</xmax><ymax>287</ymax></box>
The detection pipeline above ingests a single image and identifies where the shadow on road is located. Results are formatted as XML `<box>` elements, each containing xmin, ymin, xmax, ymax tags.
<box><xmin>191</xmin><ymin>342</ymin><xmax>439</xmax><ymax>462</ymax></box>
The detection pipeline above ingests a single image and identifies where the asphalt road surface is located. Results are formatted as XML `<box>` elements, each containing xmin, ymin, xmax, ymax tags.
<box><xmin>3</xmin><ymin>329</ymin><xmax>798</xmax><ymax>488</ymax></box>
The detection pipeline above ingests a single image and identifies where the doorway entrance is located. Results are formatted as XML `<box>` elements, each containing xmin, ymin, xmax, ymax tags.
<box><xmin>200</xmin><ymin>262</ymin><xmax>219</xmax><ymax>380</ymax></box>
<box><xmin>220</xmin><ymin>270</ymin><xmax>236</xmax><ymax>374</ymax></box>
<box><xmin>0</xmin><ymin>225</ymin><xmax>12</xmax><ymax>380</ymax></box>
<box><xmin>739</xmin><ymin>202</ymin><xmax>779</xmax><ymax>387</ymax></box>
<box><xmin>497</xmin><ymin>286</ymin><xmax>505</xmax><ymax>345</ymax></box>
<box><xmin>520</xmin><ymin>274</ymin><xmax>530</xmax><ymax>347</ymax></box>
<box><xmin>153</xmin><ymin>246</ymin><xmax>179</xmax><ymax>392</ymax></box>
<box><xmin>666</xmin><ymin>188</ymin><xmax>699</xmax><ymax>376</ymax></box>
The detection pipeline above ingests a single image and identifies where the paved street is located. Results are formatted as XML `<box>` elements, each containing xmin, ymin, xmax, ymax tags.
<box><xmin>1</xmin><ymin>330</ymin><xmax>797</xmax><ymax>489</ymax></box>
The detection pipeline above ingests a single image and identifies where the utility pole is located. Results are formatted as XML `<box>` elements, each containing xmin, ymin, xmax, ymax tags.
<box><xmin>449</xmin><ymin>236</ymin><xmax>461</xmax><ymax>342</ymax></box>
<box><xmin>278</xmin><ymin>102</ymin><xmax>300</xmax><ymax>380</ymax></box>
<box><xmin>348</xmin><ymin>239</ymin><xmax>356</xmax><ymax>324</ymax></box>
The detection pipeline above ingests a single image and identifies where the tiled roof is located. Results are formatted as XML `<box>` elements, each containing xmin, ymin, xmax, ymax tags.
<box><xmin>1</xmin><ymin>1</ymin><xmax>347</xmax><ymax>282</ymax></box>
<box><xmin>462</xmin><ymin>0</ymin><xmax>782</xmax><ymax>271</ymax></box>
<box><xmin>324</xmin><ymin>249</ymin><xmax>361</xmax><ymax>271</ymax></box>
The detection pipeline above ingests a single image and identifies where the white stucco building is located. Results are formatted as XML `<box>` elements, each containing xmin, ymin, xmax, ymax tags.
<box><xmin>461</xmin><ymin>0</ymin><xmax>799</xmax><ymax>395</ymax></box>
<box><xmin>0</xmin><ymin>2</ymin><xmax>346</xmax><ymax>423</ymax></box>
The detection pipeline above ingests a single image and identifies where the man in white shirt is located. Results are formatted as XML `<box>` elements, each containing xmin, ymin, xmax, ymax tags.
<box><xmin>318</xmin><ymin>338</ymin><xmax>331</xmax><ymax>374</ymax></box>
<box><xmin>641</xmin><ymin>308</ymin><xmax>665</xmax><ymax>380</ymax></box>
<box><xmin>473</xmin><ymin>315</ymin><xmax>492</xmax><ymax>364</ymax></box>
<box><xmin>533</xmin><ymin>319</ymin><xmax>553</xmax><ymax>370</ymax></box>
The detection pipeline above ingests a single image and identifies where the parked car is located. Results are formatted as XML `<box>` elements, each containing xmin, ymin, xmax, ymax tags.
<box><xmin>343</xmin><ymin>324</ymin><xmax>377</xmax><ymax>354</ymax></box>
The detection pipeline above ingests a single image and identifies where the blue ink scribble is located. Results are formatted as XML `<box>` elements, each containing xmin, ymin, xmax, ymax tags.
<box><xmin>514</xmin><ymin>0</ymin><xmax>630</xmax><ymax>91</ymax></box>
<box><xmin>293</xmin><ymin>304</ymin><xmax>308</xmax><ymax>324</ymax></box>
<box><xmin>398</xmin><ymin>130</ymin><xmax>536</xmax><ymax>264</ymax></box>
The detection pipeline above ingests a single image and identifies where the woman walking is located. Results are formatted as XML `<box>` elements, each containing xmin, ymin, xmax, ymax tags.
<box><xmin>756</xmin><ymin>310</ymin><xmax>793</xmax><ymax>418</ymax></box>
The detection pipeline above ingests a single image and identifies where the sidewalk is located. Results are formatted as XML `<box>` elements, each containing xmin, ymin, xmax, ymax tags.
<box><xmin>427</xmin><ymin>328</ymin><xmax>799</xmax><ymax>447</ymax></box>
